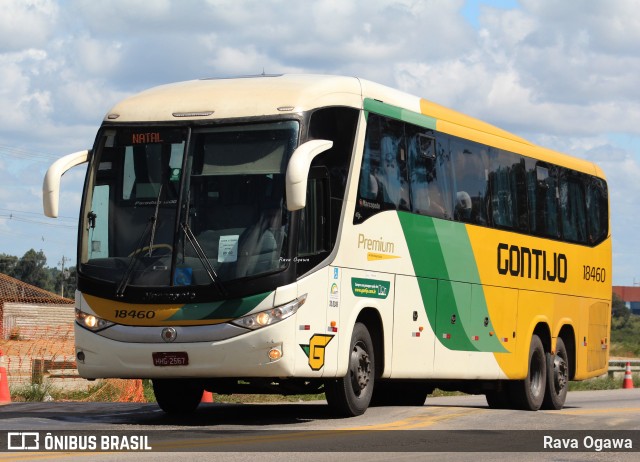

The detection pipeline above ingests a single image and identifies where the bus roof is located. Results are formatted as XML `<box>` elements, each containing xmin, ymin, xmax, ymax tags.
<box><xmin>105</xmin><ymin>74</ymin><xmax>604</xmax><ymax>178</ymax></box>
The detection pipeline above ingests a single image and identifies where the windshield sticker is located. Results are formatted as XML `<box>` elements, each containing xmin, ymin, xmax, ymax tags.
<box><xmin>329</xmin><ymin>282</ymin><xmax>339</xmax><ymax>308</ymax></box>
<box><xmin>173</xmin><ymin>267</ymin><xmax>193</xmax><ymax>286</ymax></box>
<box><xmin>351</xmin><ymin>278</ymin><xmax>390</xmax><ymax>299</ymax></box>
<box><xmin>218</xmin><ymin>235</ymin><xmax>239</xmax><ymax>263</ymax></box>
<box><xmin>169</xmin><ymin>168</ymin><xmax>181</xmax><ymax>182</ymax></box>
<box><xmin>300</xmin><ymin>334</ymin><xmax>334</xmax><ymax>371</ymax></box>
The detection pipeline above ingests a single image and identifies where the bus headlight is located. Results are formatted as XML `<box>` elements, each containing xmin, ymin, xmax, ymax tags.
<box><xmin>231</xmin><ymin>294</ymin><xmax>306</xmax><ymax>330</ymax></box>
<box><xmin>75</xmin><ymin>308</ymin><xmax>114</xmax><ymax>332</ymax></box>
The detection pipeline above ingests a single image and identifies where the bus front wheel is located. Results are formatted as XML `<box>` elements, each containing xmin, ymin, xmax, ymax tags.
<box><xmin>325</xmin><ymin>322</ymin><xmax>375</xmax><ymax>417</ymax></box>
<box><xmin>509</xmin><ymin>334</ymin><xmax>547</xmax><ymax>411</ymax></box>
<box><xmin>152</xmin><ymin>379</ymin><xmax>204</xmax><ymax>414</ymax></box>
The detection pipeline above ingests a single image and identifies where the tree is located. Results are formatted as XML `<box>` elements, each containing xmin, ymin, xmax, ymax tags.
<box><xmin>0</xmin><ymin>253</ymin><xmax>18</xmax><ymax>276</ymax></box>
<box><xmin>12</xmin><ymin>249</ymin><xmax>54</xmax><ymax>292</ymax></box>
<box><xmin>52</xmin><ymin>266</ymin><xmax>77</xmax><ymax>299</ymax></box>
<box><xmin>612</xmin><ymin>292</ymin><xmax>630</xmax><ymax>326</ymax></box>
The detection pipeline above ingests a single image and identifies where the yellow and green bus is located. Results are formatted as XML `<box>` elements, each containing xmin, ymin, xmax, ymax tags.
<box><xmin>43</xmin><ymin>75</ymin><xmax>611</xmax><ymax>416</ymax></box>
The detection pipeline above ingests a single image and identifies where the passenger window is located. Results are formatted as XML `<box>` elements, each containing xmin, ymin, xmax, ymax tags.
<box><xmin>376</xmin><ymin>120</ymin><xmax>410</xmax><ymax>211</ymax></box>
<box><xmin>451</xmin><ymin>140</ymin><xmax>489</xmax><ymax>225</ymax></box>
<box><xmin>407</xmin><ymin>127</ymin><xmax>452</xmax><ymax>219</ymax></box>
<box><xmin>489</xmin><ymin>149</ymin><xmax>527</xmax><ymax>231</ymax></box>
<box><xmin>559</xmin><ymin>171</ymin><xmax>587</xmax><ymax>243</ymax></box>
<box><xmin>587</xmin><ymin>178</ymin><xmax>608</xmax><ymax>244</ymax></box>
<box><xmin>527</xmin><ymin>163</ymin><xmax>560</xmax><ymax>238</ymax></box>
<box><xmin>355</xmin><ymin>114</ymin><xmax>410</xmax><ymax>223</ymax></box>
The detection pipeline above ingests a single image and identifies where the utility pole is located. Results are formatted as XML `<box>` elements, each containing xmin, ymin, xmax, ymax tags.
<box><xmin>59</xmin><ymin>256</ymin><xmax>68</xmax><ymax>298</ymax></box>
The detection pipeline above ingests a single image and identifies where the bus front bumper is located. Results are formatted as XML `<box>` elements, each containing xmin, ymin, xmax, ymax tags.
<box><xmin>73</xmin><ymin>319</ymin><xmax>297</xmax><ymax>379</ymax></box>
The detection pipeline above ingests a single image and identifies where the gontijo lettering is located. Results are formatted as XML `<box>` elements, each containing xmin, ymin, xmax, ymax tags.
<box><xmin>497</xmin><ymin>243</ymin><xmax>567</xmax><ymax>283</ymax></box>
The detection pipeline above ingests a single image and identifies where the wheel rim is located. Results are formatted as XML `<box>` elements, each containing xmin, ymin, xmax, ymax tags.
<box><xmin>349</xmin><ymin>341</ymin><xmax>371</xmax><ymax>397</ymax></box>
<box><xmin>553</xmin><ymin>355</ymin><xmax>568</xmax><ymax>393</ymax></box>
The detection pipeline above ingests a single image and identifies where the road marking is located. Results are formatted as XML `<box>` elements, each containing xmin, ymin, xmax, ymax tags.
<box><xmin>347</xmin><ymin>407</ymin><xmax>484</xmax><ymax>430</ymax></box>
<box><xmin>545</xmin><ymin>407</ymin><xmax>640</xmax><ymax>416</ymax></box>
<box><xmin>146</xmin><ymin>407</ymin><xmax>485</xmax><ymax>450</ymax></box>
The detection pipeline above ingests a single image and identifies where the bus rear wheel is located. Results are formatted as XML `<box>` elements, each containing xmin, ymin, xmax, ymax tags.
<box><xmin>542</xmin><ymin>337</ymin><xmax>569</xmax><ymax>410</ymax></box>
<box><xmin>325</xmin><ymin>322</ymin><xmax>375</xmax><ymax>416</ymax></box>
<box><xmin>153</xmin><ymin>379</ymin><xmax>204</xmax><ymax>415</ymax></box>
<box><xmin>509</xmin><ymin>334</ymin><xmax>547</xmax><ymax>411</ymax></box>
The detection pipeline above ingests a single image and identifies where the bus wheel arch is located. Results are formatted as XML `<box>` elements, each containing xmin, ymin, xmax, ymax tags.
<box><xmin>355</xmin><ymin>308</ymin><xmax>384</xmax><ymax>379</ymax></box>
<box><xmin>557</xmin><ymin>325</ymin><xmax>576</xmax><ymax>380</ymax></box>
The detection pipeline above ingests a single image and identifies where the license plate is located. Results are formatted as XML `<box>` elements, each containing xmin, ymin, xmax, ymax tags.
<box><xmin>152</xmin><ymin>352</ymin><xmax>189</xmax><ymax>366</ymax></box>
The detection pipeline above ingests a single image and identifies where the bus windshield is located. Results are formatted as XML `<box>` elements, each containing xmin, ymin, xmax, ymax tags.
<box><xmin>80</xmin><ymin>121</ymin><xmax>299</xmax><ymax>290</ymax></box>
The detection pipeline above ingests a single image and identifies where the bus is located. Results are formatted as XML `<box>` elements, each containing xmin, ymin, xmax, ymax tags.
<box><xmin>43</xmin><ymin>74</ymin><xmax>611</xmax><ymax>416</ymax></box>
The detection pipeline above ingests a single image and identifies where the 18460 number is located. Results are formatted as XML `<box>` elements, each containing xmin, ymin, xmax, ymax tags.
<box><xmin>583</xmin><ymin>265</ymin><xmax>606</xmax><ymax>282</ymax></box>
<box><xmin>114</xmin><ymin>309</ymin><xmax>156</xmax><ymax>319</ymax></box>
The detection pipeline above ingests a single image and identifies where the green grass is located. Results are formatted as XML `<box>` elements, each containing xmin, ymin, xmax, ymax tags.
<box><xmin>569</xmin><ymin>373</ymin><xmax>640</xmax><ymax>391</ymax></box>
<box><xmin>611</xmin><ymin>313</ymin><xmax>640</xmax><ymax>357</ymax></box>
<box><xmin>10</xmin><ymin>382</ymin><xmax>56</xmax><ymax>402</ymax></box>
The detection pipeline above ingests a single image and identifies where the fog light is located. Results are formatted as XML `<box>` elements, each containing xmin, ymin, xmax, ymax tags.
<box><xmin>268</xmin><ymin>348</ymin><xmax>282</xmax><ymax>361</ymax></box>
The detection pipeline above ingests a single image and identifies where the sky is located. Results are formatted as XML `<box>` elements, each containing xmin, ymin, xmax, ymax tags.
<box><xmin>0</xmin><ymin>0</ymin><xmax>639</xmax><ymax>286</ymax></box>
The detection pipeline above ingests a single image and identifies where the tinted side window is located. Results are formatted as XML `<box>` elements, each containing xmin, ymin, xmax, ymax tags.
<box><xmin>489</xmin><ymin>149</ymin><xmax>527</xmax><ymax>231</ymax></box>
<box><xmin>451</xmin><ymin>139</ymin><xmax>489</xmax><ymax>225</ymax></box>
<box><xmin>526</xmin><ymin>161</ymin><xmax>561</xmax><ymax>239</ymax></box>
<box><xmin>407</xmin><ymin>126</ymin><xmax>453</xmax><ymax>219</ymax></box>
<box><xmin>559</xmin><ymin>170</ymin><xmax>588</xmax><ymax>243</ymax></box>
<box><xmin>586</xmin><ymin>177</ymin><xmax>608</xmax><ymax>244</ymax></box>
<box><xmin>355</xmin><ymin>113</ymin><xmax>410</xmax><ymax>223</ymax></box>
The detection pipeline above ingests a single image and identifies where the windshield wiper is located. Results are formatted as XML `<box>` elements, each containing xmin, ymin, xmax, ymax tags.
<box><xmin>147</xmin><ymin>185</ymin><xmax>162</xmax><ymax>257</ymax></box>
<box><xmin>181</xmin><ymin>222</ymin><xmax>228</xmax><ymax>297</ymax></box>
<box><xmin>115</xmin><ymin>219</ymin><xmax>152</xmax><ymax>298</ymax></box>
<box><xmin>116</xmin><ymin>186</ymin><xmax>163</xmax><ymax>297</ymax></box>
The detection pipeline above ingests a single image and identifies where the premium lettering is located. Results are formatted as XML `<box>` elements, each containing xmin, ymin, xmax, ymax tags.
<box><xmin>357</xmin><ymin>233</ymin><xmax>394</xmax><ymax>253</ymax></box>
<box><xmin>497</xmin><ymin>243</ymin><xmax>567</xmax><ymax>283</ymax></box>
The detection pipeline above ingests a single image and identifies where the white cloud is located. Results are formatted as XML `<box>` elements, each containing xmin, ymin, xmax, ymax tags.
<box><xmin>0</xmin><ymin>50</ymin><xmax>53</xmax><ymax>132</ymax></box>
<box><xmin>0</xmin><ymin>0</ymin><xmax>59</xmax><ymax>52</ymax></box>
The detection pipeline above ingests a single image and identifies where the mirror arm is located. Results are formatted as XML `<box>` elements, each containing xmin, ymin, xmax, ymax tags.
<box><xmin>285</xmin><ymin>140</ymin><xmax>333</xmax><ymax>211</ymax></box>
<box><xmin>43</xmin><ymin>150</ymin><xmax>90</xmax><ymax>217</ymax></box>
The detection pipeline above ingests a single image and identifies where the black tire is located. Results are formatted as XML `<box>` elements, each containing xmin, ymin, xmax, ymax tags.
<box><xmin>371</xmin><ymin>381</ymin><xmax>428</xmax><ymax>406</ymax></box>
<box><xmin>152</xmin><ymin>379</ymin><xmax>204</xmax><ymax>415</ymax></box>
<box><xmin>325</xmin><ymin>322</ymin><xmax>375</xmax><ymax>416</ymax></box>
<box><xmin>508</xmin><ymin>334</ymin><xmax>547</xmax><ymax>411</ymax></box>
<box><xmin>542</xmin><ymin>337</ymin><xmax>569</xmax><ymax>410</ymax></box>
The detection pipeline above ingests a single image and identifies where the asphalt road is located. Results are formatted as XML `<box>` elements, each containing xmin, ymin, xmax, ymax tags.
<box><xmin>0</xmin><ymin>389</ymin><xmax>638</xmax><ymax>461</ymax></box>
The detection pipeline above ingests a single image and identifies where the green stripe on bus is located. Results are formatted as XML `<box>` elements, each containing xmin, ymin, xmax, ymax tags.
<box><xmin>398</xmin><ymin>212</ymin><xmax>506</xmax><ymax>353</ymax></box>
<box><xmin>166</xmin><ymin>291</ymin><xmax>271</xmax><ymax>321</ymax></box>
<box><xmin>364</xmin><ymin>98</ymin><xmax>436</xmax><ymax>130</ymax></box>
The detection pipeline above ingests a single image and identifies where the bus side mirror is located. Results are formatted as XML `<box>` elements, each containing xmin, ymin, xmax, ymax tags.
<box><xmin>285</xmin><ymin>139</ymin><xmax>333</xmax><ymax>211</ymax></box>
<box><xmin>43</xmin><ymin>150</ymin><xmax>90</xmax><ymax>218</ymax></box>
